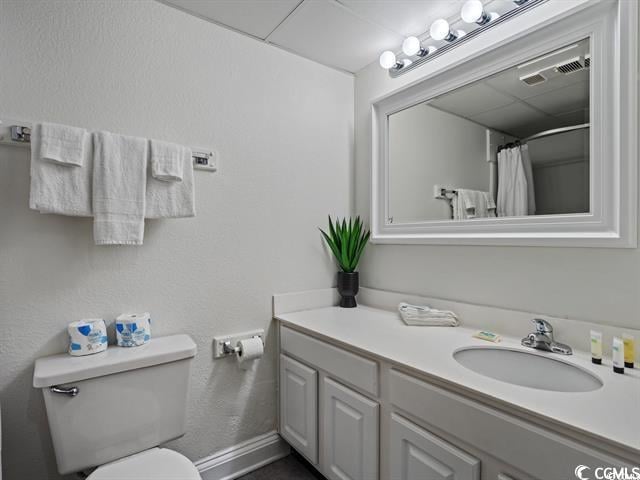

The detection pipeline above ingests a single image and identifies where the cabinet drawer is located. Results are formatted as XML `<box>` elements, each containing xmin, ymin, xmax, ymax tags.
<box><xmin>281</xmin><ymin>326</ymin><xmax>378</xmax><ymax>396</ymax></box>
<box><xmin>390</xmin><ymin>413</ymin><xmax>480</xmax><ymax>480</ymax></box>
<box><xmin>390</xmin><ymin>369</ymin><xmax>633</xmax><ymax>479</ymax></box>
<box><xmin>279</xmin><ymin>354</ymin><xmax>318</xmax><ymax>464</ymax></box>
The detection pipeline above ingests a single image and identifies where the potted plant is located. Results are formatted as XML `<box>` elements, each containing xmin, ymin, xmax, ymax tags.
<box><xmin>319</xmin><ymin>216</ymin><xmax>370</xmax><ymax>308</ymax></box>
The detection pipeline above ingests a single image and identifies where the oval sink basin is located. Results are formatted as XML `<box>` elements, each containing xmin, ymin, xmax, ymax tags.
<box><xmin>453</xmin><ymin>347</ymin><xmax>603</xmax><ymax>392</ymax></box>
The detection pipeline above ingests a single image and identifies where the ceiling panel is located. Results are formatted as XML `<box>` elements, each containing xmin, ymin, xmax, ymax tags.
<box><xmin>524</xmin><ymin>81</ymin><xmax>589</xmax><ymax>116</ymax></box>
<box><xmin>469</xmin><ymin>102</ymin><xmax>549</xmax><ymax>137</ymax></box>
<box><xmin>162</xmin><ymin>0</ymin><xmax>302</xmax><ymax>39</ymax></box>
<box><xmin>429</xmin><ymin>83</ymin><xmax>515</xmax><ymax>118</ymax></box>
<box><xmin>337</xmin><ymin>0</ymin><xmax>466</xmax><ymax>37</ymax></box>
<box><xmin>267</xmin><ymin>0</ymin><xmax>403</xmax><ymax>72</ymax></box>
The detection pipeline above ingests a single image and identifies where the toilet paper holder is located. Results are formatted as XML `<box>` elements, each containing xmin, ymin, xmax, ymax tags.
<box><xmin>222</xmin><ymin>335</ymin><xmax>262</xmax><ymax>356</ymax></box>
<box><xmin>214</xmin><ymin>329</ymin><xmax>264</xmax><ymax>358</ymax></box>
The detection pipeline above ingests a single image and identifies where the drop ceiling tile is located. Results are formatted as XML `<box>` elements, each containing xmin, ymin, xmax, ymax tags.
<box><xmin>555</xmin><ymin>108</ymin><xmax>590</xmax><ymax>126</ymax></box>
<box><xmin>337</xmin><ymin>0</ymin><xmax>466</xmax><ymax>37</ymax></box>
<box><xmin>162</xmin><ymin>0</ymin><xmax>302</xmax><ymax>39</ymax></box>
<box><xmin>523</xmin><ymin>81</ymin><xmax>589</xmax><ymax>116</ymax></box>
<box><xmin>469</xmin><ymin>102</ymin><xmax>548</xmax><ymax>137</ymax></box>
<box><xmin>267</xmin><ymin>0</ymin><xmax>403</xmax><ymax>72</ymax></box>
<box><xmin>428</xmin><ymin>82</ymin><xmax>515</xmax><ymax>118</ymax></box>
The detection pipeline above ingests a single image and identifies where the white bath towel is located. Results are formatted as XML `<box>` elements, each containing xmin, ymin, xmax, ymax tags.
<box><xmin>398</xmin><ymin>302</ymin><xmax>460</xmax><ymax>327</ymax></box>
<box><xmin>145</xmin><ymin>144</ymin><xmax>195</xmax><ymax>218</ymax></box>
<box><xmin>29</xmin><ymin>123</ymin><xmax>93</xmax><ymax>216</ymax></box>
<box><xmin>92</xmin><ymin>131</ymin><xmax>148</xmax><ymax>245</ymax></box>
<box><xmin>150</xmin><ymin>139</ymin><xmax>184</xmax><ymax>182</ymax></box>
<box><xmin>455</xmin><ymin>189</ymin><xmax>496</xmax><ymax>219</ymax></box>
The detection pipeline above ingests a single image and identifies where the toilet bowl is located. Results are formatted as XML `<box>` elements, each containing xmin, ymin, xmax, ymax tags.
<box><xmin>87</xmin><ymin>448</ymin><xmax>201</xmax><ymax>480</ymax></box>
<box><xmin>33</xmin><ymin>334</ymin><xmax>199</xmax><ymax>477</ymax></box>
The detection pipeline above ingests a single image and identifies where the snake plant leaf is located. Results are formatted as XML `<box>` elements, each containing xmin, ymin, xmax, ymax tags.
<box><xmin>320</xmin><ymin>215</ymin><xmax>370</xmax><ymax>273</ymax></box>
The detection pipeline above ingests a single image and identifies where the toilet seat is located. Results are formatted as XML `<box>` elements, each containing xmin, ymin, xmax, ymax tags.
<box><xmin>87</xmin><ymin>448</ymin><xmax>201</xmax><ymax>480</ymax></box>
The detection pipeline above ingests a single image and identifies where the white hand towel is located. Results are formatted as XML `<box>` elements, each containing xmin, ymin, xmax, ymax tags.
<box><xmin>150</xmin><ymin>139</ymin><xmax>184</xmax><ymax>182</ymax></box>
<box><xmin>398</xmin><ymin>302</ymin><xmax>460</xmax><ymax>327</ymax></box>
<box><xmin>29</xmin><ymin>123</ymin><xmax>93</xmax><ymax>216</ymax></box>
<box><xmin>457</xmin><ymin>189</ymin><xmax>497</xmax><ymax>219</ymax></box>
<box><xmin>92</xmin><ymin>131</ymin><xmax>148</xmax><ymax>245</ymax></box>
<box><xmin>145</xmin><ymin>144</ymin><xmax>195</xmax><ymax>218</ymax></box>
<box><xmin>39</xmin><ymin>122</ymin><xmax>87</xmax><ymax>166</ymax></box>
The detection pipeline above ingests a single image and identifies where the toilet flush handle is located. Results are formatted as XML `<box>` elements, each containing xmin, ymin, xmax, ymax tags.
<box><xmin>50</xmin><ymin>385</ymin><xmax>79</xmax><ymax>397</ymax></box>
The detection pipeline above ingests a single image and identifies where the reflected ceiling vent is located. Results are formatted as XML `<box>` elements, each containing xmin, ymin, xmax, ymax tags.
<box><xmin>520</xmin><ymin>73</ymin><xmax>547</xmax><ymax>85</ymax></box>
<box><xmin>555</xmin><ymin>56</ymin><xmax>589</xmax><ymax>74</ymax></box>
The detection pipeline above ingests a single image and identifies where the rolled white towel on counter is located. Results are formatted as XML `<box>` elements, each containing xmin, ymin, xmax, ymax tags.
<box><xmin>68</xmin><ymin>319</ymin><xmax>108</xmax><ymax>356</ymax></box>
<box><xmin>116</xmin><ymin>312</ymin><xmax>151</xmax><ymax>347</ymax></box>
<box><xmin>398</xmin><ymin>302</ymin><xmax>460</xmax><ymax>327</ymax></box>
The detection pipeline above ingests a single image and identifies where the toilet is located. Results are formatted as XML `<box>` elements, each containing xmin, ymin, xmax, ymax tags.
<box><xmin>32</xmin><ymin>334</ymin><xmax>201</xmax><ymax>479</ymax></box>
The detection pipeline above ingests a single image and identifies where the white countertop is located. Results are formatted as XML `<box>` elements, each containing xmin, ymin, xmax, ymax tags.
<box><xmin>276</xmin><ymin>305</ymin><xmax>640</xmax><ymax>457</ymax></box>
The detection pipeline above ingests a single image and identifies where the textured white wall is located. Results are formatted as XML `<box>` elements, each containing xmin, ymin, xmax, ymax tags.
<box><xmin>0</xmin><ymin>1</ymin><xmax>353</xmax><ymax>478</ymax></box>
<box><xmin>354</xmin><ymin>50</ymin><xmax>640</xmax><ymax>329</ymax></box>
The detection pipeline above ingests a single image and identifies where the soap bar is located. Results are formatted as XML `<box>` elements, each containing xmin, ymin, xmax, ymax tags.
<box><xmin>473</xmin><ymin>331</ymin><xmax>502</xmax><ymax>343</ymax></box>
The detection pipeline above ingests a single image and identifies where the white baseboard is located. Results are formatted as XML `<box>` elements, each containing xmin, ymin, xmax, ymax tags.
<box><xmin>195</xmin><ymin>431</ymin><xmax>290</xmax><ymax>480</ymax></box>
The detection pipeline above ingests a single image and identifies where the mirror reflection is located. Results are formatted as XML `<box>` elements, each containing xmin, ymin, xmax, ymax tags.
<box><xmin>388</xmin><ymin>39</ymin><xmax>590</xmax><ymax>224</ymax></box>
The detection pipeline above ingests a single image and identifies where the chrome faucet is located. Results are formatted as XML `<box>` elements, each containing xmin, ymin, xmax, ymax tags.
<box><xmin>521</xmin><ymin>319</ymin><xmax>572</xmax><ymax>355</ymax></box>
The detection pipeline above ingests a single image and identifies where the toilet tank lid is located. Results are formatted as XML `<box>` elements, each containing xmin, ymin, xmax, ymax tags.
<box><xmin>33</xmin><ymin>334</ymin><xmax>197</xmax><ymax>388</ymax></box>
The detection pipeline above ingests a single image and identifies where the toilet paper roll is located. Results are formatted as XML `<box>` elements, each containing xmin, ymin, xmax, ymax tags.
<box><xmin>116</xmin><ymin>312</ymin><xmax>151</xmax><ymax>347</ymax></box>
<box><xmin>236</xmin><ymin>337</ymin><xmax>264</xmax><ymax>366</ymax></box>
<box><xmin>68</xmin><ymin>319</ymin><xmax>108</xmax><ymax>356</ymax></box>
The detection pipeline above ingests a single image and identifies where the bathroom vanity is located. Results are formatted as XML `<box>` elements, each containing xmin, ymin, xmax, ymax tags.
<box><xmin>274</xmin><ymin>292</ymin><xmax>640</xmax><ymax>480</ymax></box>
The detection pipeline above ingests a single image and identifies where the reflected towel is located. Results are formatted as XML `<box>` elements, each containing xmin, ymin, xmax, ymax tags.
<box><xmin>455</xmin><ymin>189</ymin><xmax>496</xmax><ymax>219</ymax></box>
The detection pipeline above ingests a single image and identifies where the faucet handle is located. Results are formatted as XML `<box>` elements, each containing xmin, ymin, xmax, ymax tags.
<box><xmin>532</xmin><ymin>318</ymin><xmax>553</xmax><ymax>334</ymax></box>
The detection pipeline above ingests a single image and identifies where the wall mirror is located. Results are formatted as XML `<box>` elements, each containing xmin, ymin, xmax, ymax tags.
<box><xmin>371</xmin><ymin>0</ymin><xmax>636</xmax><ymax>247</ymax></box>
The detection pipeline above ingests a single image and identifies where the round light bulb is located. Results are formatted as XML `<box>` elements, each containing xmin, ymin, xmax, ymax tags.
<box><xmin>379</xmin><ymin>50</ymin><xmax>397</xmax><ymax>69</ymax></box>
<box><xmin>430</xmin><ymin>19</ymin><xmax>451</xmax><ymax>41</ymax></box>
<box><xmin>402</xmin><ymin>36</ymin><xmax>421</xmax><ymax>56</ymax></box>
<box><xmin>461</xmin><ymin>0</ymin><xmax>484</xmax><ymax>23</ymax></box>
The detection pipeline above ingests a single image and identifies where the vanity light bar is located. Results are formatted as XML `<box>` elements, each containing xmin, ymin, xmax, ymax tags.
<box><xmin>381</xmin><ymin>0</ymin><xmax>547</xmax><ymax>78</ymax></box>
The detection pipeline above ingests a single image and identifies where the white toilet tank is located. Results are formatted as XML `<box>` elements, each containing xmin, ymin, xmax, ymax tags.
<box><xmin>33</xmin><ymin>334</ymin><xmax>197</xmax><ymax>475</ymax></box>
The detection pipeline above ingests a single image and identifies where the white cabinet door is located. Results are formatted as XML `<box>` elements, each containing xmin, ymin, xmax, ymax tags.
<box><xmin>279</xmin><ymin>354</ymin><xmax>318</xmax><ymax>464</ymax></box>
<box><xmin>322</xmin><ymin>377</ymin><xmax>379</xmax><ymax>480</ymax></box>
<box><xmin>390</xmin><ymin>413</ymin><xmax>480</xmax><ymax>480</ymax></box>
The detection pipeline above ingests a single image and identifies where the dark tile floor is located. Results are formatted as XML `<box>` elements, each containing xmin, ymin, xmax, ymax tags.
<box><xmin>237</xmin><ymin>451</ymin><xmax>325</xmax><ymax>480</ymax></box>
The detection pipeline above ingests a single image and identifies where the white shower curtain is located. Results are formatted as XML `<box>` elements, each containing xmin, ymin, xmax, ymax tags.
<box><xmin>497</xmin><ymin>145</ymin><xmax>535</xmax><ymax>217</ymax></box>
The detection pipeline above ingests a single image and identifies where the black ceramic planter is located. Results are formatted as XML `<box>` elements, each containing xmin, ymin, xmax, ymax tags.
<box><xmin>337</xmin><ymin>271</ymin><xmax>359</xmax><ymax>308</ymax></box>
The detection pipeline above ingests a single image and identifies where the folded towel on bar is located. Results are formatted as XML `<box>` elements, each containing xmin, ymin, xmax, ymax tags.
<box><xmin>398</xmin><ymin>302</ymin><xmax>460</xmax><ymax>327</ymax></box>
<box><xmin>455</xmin><ymin>189</ymin><xmax>496</xmax><ymax>219</ymax></box>
<box><xmin>145</xmin><ymin>143</ymin><xmax>196</xmax><ymax>219</ymax></box>
<box><xmin>150</xmin><ymin>139</ymin><xmax>184</xmax><ymax>182</ymax></box>
<box><xmin>92</xmin><ymin>131</ymin><xmax>148</xmax><ymax>245</ymax></box>
<box><xmin>29</xmin><ymin>122</ymin><xmax>93</xmax><ymax>216</ymax></box>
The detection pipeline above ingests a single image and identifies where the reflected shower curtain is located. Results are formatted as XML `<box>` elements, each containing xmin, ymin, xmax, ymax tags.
<box><xmin>497</xmin><ymin>145</ymin><xmax>536</xmax><ymax>217</ymax></box>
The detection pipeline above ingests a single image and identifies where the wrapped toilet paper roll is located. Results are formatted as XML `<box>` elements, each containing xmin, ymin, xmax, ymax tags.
<box><xmin>116</xmin><ymin>312</ymin><xmax>151</xmax><ymax>347</ymax></box>
<box><xmin>68</xmin><ymin>319</ymin><xmax>108</xmax><ymax>356</ymax></box>
<box><xmin>236</xmin><ymin>337</ymin><xmax>264</xmax><ymax>366</ymax></box>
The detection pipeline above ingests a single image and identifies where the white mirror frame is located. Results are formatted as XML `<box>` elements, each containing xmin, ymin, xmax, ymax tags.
<box><xmin>371</xmin><ymin>0</ymin><xmax>637</xmax><ymax>247</ymax></box>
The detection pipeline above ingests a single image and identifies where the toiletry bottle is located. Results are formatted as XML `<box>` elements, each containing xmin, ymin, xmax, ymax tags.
<box><xmin>623</xmin><ymin>334</ymin><xmax>635</xmax><ymax>369</ymax></box>
<box><xmin>590</xmin><ymin>330</ymin><xmax>603</xmax><ymax>365</ymax></box>
<box><xmin>612</xmin><ymin>337</ymin><xmax>625</xmax><ymax>374</ymax></box>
